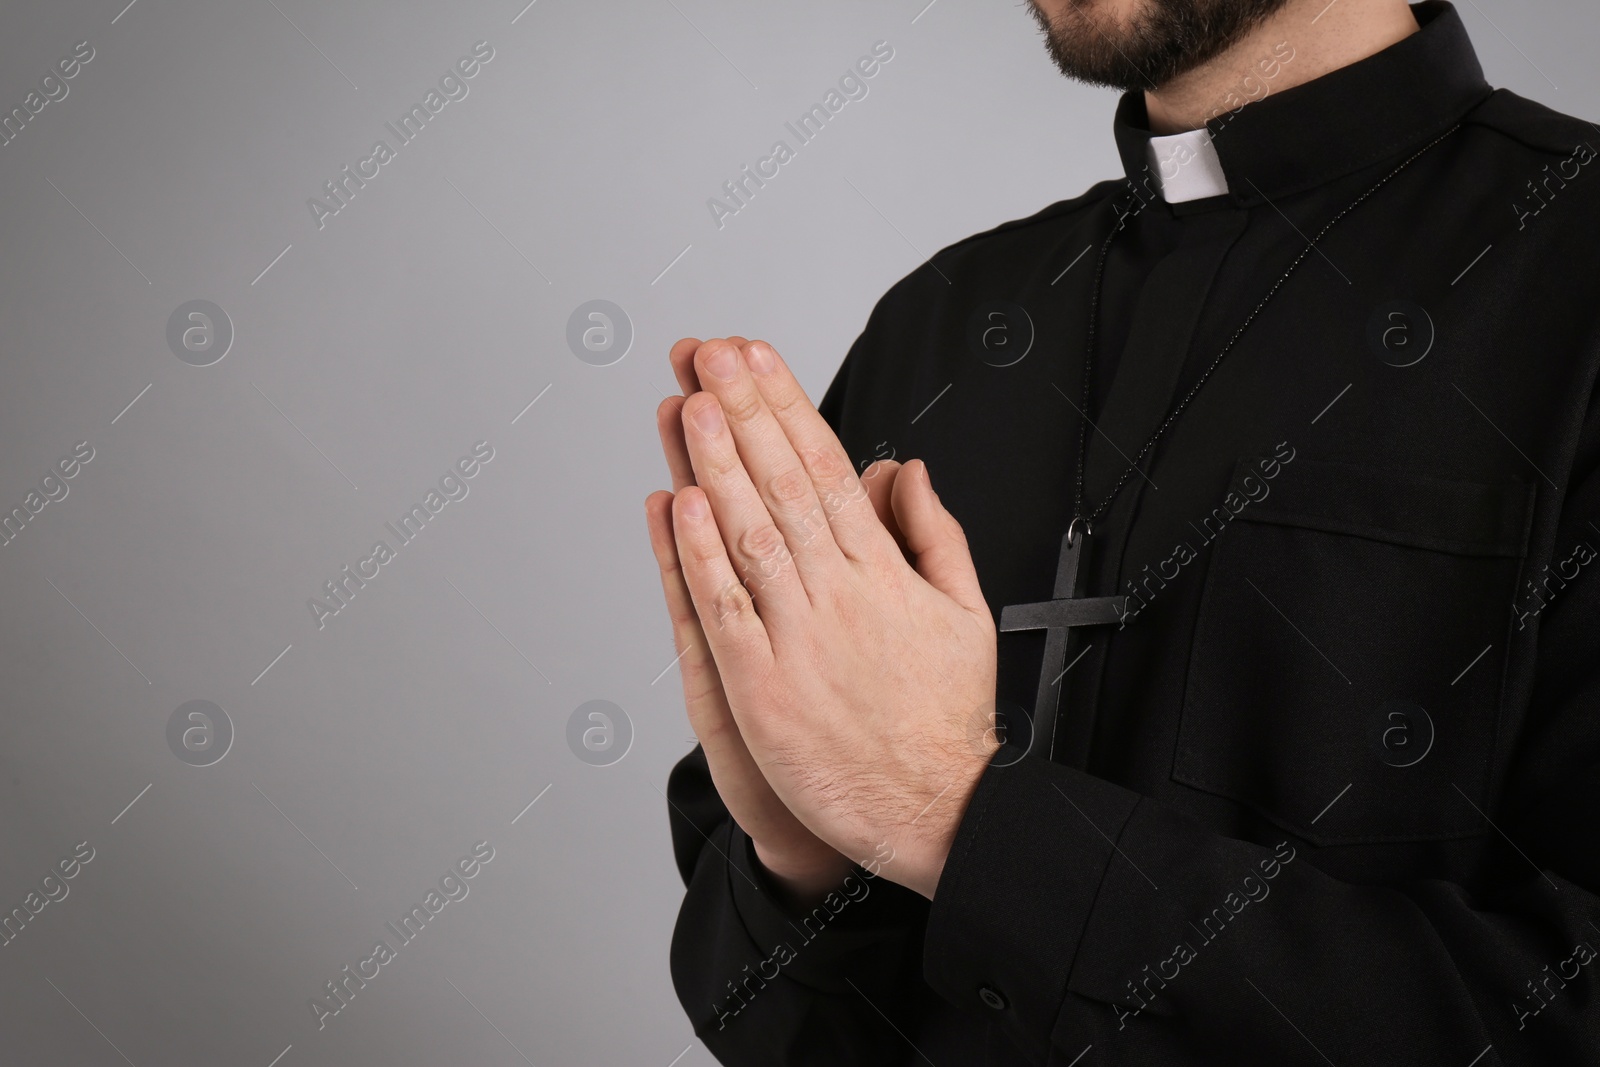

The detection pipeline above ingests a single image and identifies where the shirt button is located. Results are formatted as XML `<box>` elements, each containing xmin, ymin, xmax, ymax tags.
<box><xmin>978</xmin><ymin>985</ymin><xmax>1008</xmax><ymax>1011</ymax></box>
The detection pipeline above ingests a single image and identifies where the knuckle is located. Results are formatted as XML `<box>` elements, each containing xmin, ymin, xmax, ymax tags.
<box><xmin>721</xmin><ymin>387</ymin><xmax>762</xmax><ymax>425</ymax></box>
<box><xmin>804</xmin><ymin>447</ymin><xmax>861</xmax><ymax>505</ymax></box>
<box><xmin>766</xmin><ymin>466</ymin><xmax>812</xmax><ymax>508</ymax></box>
<box><xmin>702</xmin><ymin>451</ymin><xmax>740</xmax><ymax>489</ymax></box>
<box><xmin>687</xmin><ymin>537</ymin><xmax>727</xmax><ymax>567</ymax></box>
<box><xmin>765</xmin><ymin>382</ymin><xmax>804</xmax><ymax>416</ymax></box>
<box><xmin>708</xmin><ymin>580</ymin><xmax>755</xmax><ymax>629</ymax></box>
<box><xmin>806</xmin><ymin>445</ymin><xmax>849</xmax><ymax>482</ymax></box>
<box><xmin>737</xmin><ymin>522</ymin><xmax>791</xmax><ymax>571</ymax></box>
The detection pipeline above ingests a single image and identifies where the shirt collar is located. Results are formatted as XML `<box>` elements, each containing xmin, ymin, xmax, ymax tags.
<box><xmin>1112</xmin><ymin>1</ymin><xmax>1492</xmax><ymax>208</ymax></box>
<box><xmin>1145</xmin><ymin>128</ymin><xmax>1229</xmax><ymax>203</ymax></box>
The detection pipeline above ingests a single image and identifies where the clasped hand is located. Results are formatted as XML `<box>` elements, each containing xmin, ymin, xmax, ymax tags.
<box><xmin>644</xmin><ymin>337</ymin><xmax>998</xmax><ymax>901</ymax></box>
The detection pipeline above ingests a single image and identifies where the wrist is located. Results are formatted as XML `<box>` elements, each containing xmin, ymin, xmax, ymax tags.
<box><xmin>888</xmin><ymin>747</ymin><xmax>996</xmax><ymax>899</ymax></box>
<box><xmin>750</xmin><ymin>838</ymin><xmax>853</xmax><ymax>911</ymax></box>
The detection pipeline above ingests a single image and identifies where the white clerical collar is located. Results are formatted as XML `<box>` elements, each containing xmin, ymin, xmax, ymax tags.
<box><xmin>1144</xmin><ymin>127</ymin><xmax>1229</xmax><ymax>203</ymax></box>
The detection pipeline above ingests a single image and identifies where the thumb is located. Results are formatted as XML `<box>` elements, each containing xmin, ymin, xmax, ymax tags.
<box><xmin>859</xmin><ymin>458</ymin><xmax>908</xmax><ymax>556</ymax></box>
<box><xmin>891</xmin><ymin>460</ymin><xmax>987</xmax><ymax>616</ymax></box>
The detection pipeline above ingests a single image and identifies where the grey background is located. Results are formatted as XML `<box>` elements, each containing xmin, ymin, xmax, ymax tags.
<box><xmin>0</xmin><ymin>1</ymin><xmax>1592</xmax><ymax>1064</ymax></box>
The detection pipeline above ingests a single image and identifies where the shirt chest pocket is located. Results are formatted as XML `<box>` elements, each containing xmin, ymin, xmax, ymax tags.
<box><xmin>1174</xmin><ymin>457</ymin><xmax>1535</xmax><ymax>845</ymax></box>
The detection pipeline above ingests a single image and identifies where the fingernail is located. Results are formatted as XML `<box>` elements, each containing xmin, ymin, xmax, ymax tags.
<box><xmin>691</xmin><ymin>400</ymin><xmax>724</xmax><ymax>435</ymax></box>
<box><xmin>702</xmin><ymin>344</ymin><xmax>738</xmax><ymax>381</ymax></box>
<box><xmin>682</xmin><ymin>490</ymin><xmax>708</xmax><ymax>518</ymax></box>
<box><xmin>745</xmin><ymin>342</ymin><xmax>776</xmax><ymax>375</ymax></box>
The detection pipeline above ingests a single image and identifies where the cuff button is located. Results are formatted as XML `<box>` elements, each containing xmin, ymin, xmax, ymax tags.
<box><xmin>978</xmin><ymin>985</ymin><xmax>1007</xmax><ymax>1011</ymax></box>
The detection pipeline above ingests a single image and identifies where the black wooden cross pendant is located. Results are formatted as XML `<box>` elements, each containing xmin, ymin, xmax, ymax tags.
<box><xmin>999</xmin><ymin>524</ymin><xmax>1126</xmax><ymax>761</ymax></box>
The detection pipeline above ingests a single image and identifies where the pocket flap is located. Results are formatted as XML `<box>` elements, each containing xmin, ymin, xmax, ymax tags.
<box><xmin>1235</xmin><ymin>456</ymin><xmax>1535</xmax><ymax>557</ymax></box>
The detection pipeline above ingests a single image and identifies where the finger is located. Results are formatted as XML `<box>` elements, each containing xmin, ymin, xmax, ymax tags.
<box><xmin>659</xmin><ymin>337</ymin><xmax>760</xmax><ymax>490</ymax></box>
<box><xmin>670</xmin><ymin>335</ymin><xmax>749</xmax><ymax>396</ymax></box>
<box><xmin>740</xmin><ymin>340</ymin><xmax>900</xmax><ymax>565</ymax></box>
<box><xmin>672</xmin><ymin>486</ymin><xmax>774</xmax><ymax>664</ymax></box>
<box><xmin>656</xmin><ymin>395</ymin><xmax>695</xmax><ymax>491</ymax></box>
<box><xmin>645</xmin><ymin>491</ymin><xmax>741</xmax><ymax>748</ymax></box>
<box><xmin>651</xmin><ymin>495</ymin><xmax>839</xmax><ymax>875</ymax></box>
<box><xmin>680</xmin><ymin>391</ymin><xmax>813</xmax><ymax>624</ymax></box>
<box><xmin>692</xmin><ymin>339</ymin><xmax>845</xmax><ymax>584</ymax></box>
<box><xmin>859</xmin><ymin>459</ymin><xmax>908</xmax><ymax>556</ymax></box>
<box><xmin>892</xmin><ymin>460</ymin><xmax>989</xmax><ymax>617</ymax></box>
<box><xmin>668</xmin><ymin>337</ymin><xmax>702</xmax><ymax>396</ymax></box>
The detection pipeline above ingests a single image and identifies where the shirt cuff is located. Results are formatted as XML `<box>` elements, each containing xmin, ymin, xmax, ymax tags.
<box><xmin>921</xmin><ymin>752</ymin><xmax>1142</xmax><ymax>1058</ymax></box>
<box><xmin>727</xmin><ymin>822</ymin><xmax>927</xmax><ymax>994</ymax></box>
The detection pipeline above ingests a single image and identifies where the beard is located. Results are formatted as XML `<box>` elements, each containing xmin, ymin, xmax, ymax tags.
<box><xmin>1028</xmin><ymin>0</ymin><xmax>1293</xmax><ymax>93</ymax></box>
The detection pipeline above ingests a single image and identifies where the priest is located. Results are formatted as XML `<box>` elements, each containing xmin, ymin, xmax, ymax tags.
<box><xmin>647</xmin><ymin>1</ymin><xmax>1600</xmax><ymax>1063</ymax></box>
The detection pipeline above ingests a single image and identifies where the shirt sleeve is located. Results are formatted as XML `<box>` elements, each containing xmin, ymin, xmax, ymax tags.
<box><xmin>920</xmin><ymin>386</ymin><xmax>1600</xmax><ymax>1066</ymax></box>
<box><xmin>666</xmin><ymin>744</ymin><xmax>933</xmax><ymax>1065</ymax></box>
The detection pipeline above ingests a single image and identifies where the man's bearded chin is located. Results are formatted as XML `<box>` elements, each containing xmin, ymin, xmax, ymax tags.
<box><xmin>1028</xmin><ymin>0</ymin><xmax>1293</xmax><ymax>93</ymax></box>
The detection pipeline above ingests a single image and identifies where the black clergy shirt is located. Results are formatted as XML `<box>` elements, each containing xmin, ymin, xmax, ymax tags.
<box><xmin>665</xmin><ymin>4</ymin><xmax>1600</xmax><ymax>1063</ymax></box>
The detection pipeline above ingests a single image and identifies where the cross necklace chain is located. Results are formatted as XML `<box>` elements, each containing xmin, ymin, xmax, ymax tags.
<box><xmin>999</xmin><ymin>125</ymin><xmax>1462</xmax><ymax>762</ymax></box>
